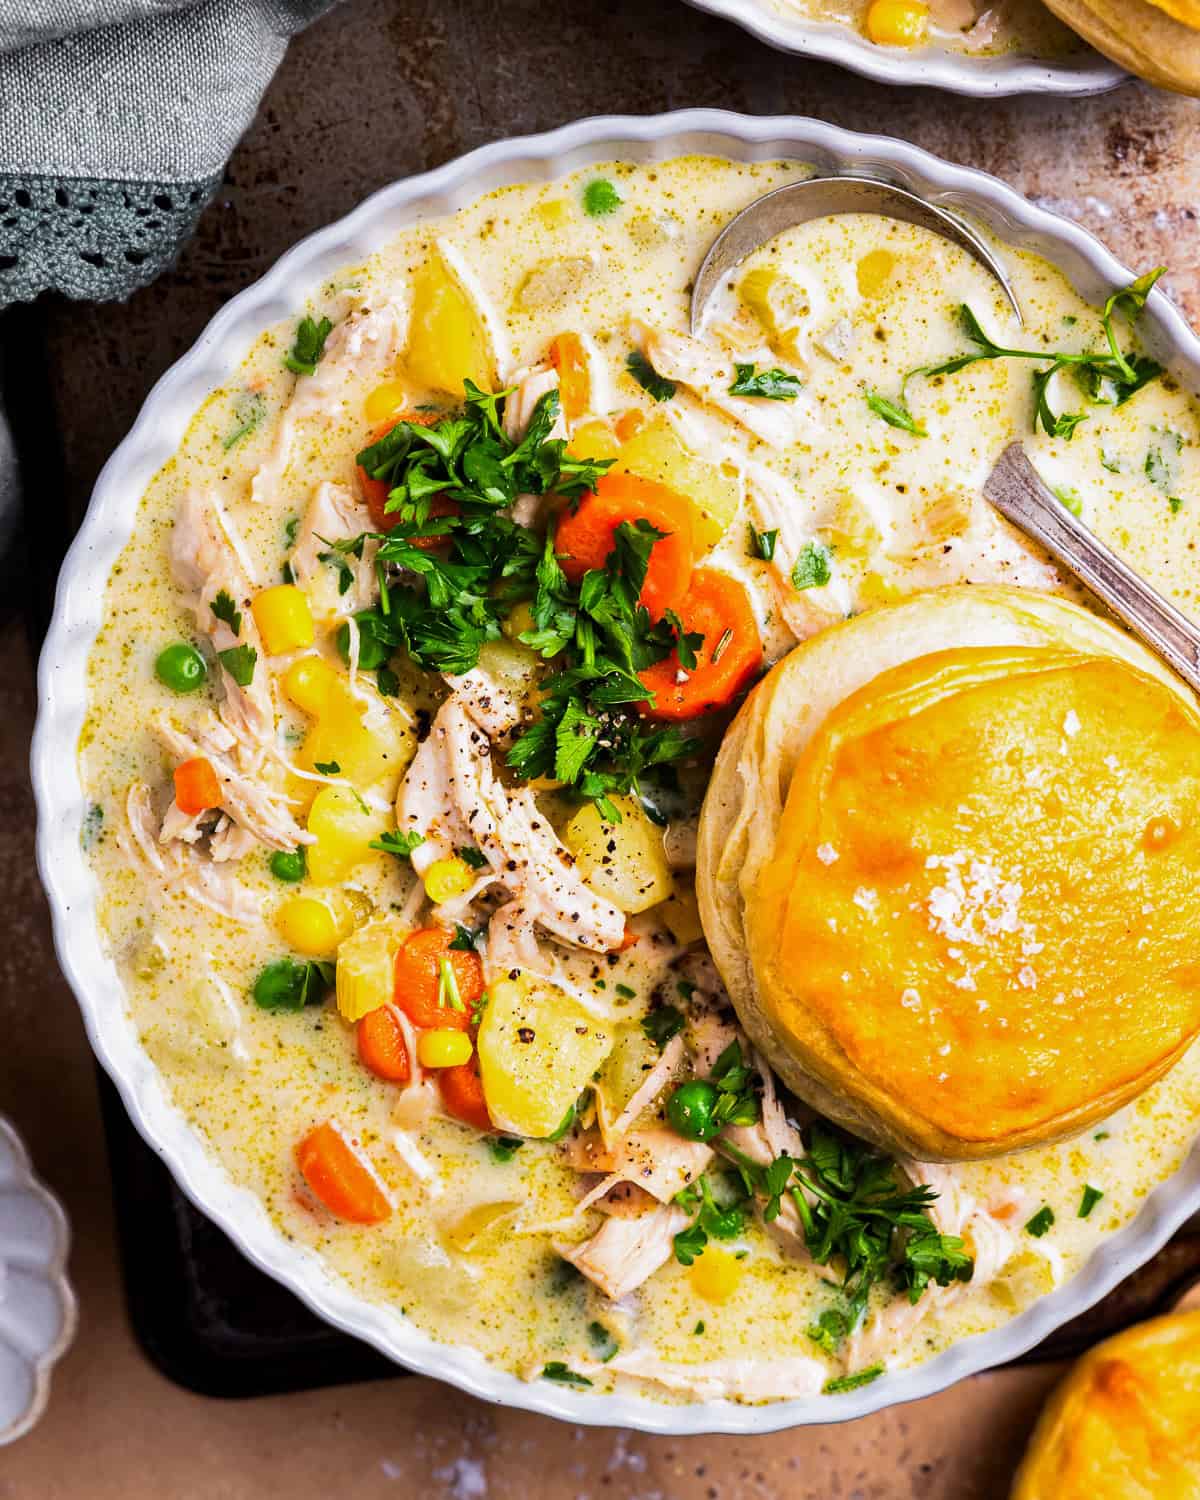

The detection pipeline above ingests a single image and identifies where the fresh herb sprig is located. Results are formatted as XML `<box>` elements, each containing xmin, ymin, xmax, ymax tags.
<box><xmin>904</xmin><ymin>271</ymin><xmax>1165</xmax><ymax>441</ymax></box>
<box><xmin>284</xmin><ymin>315</ymin><xmax>334</xmax><ymax>377</ymax></box>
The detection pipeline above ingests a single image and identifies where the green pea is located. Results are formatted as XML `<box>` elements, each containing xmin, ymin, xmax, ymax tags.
<box><xmin>155</xmin><ymin>642</ymin><xmax>207</xmax><ymax>693</ymax></box>
<box><xmin>269</xmin><ymin>847</ymin><xmax>307</xmax><ymax>883</ymax></box>
<box><xmin>666</xmin><ymin>1080</ymin><xmax>720</xmax><ymax>1142</ymax></box>
<box><xmin>335</xmin><ymin>621</ymin><xmax>391</xmax><ymax>671</ymax></box>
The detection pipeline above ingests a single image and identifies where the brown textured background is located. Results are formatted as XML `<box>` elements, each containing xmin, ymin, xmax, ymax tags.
<box><xmin>4</xmin><ymin>1</ymin><xmax>1200</xmax><ymax>1494</ymax></box>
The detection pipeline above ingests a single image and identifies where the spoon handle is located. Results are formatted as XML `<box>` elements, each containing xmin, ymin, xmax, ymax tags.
<box><xmin>983</xmin><ymin>443</ymin><xmax>1200</xmax><ymax>698</ymax></box>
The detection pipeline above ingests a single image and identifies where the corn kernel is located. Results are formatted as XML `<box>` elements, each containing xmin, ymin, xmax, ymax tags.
<box><xmin>365</xmin><ymin>378</ymin><xmax>408</xmax><ymax>424</ymax></box>
<box><xmin>689</xmin><ymin>1248</ymin><xmax>744</xmax><ymax>1303</ymax></box>
<box><xmin>252</xmin><ymin>585</ymin><xmax>315</xmax><ymax>657</ymax></box>
<box><xmin>418</xmin><ymin>1029</ymin><xmax>474</xmax><ymax>1069</ymax></box>
<box><xmin>501</xmin><ymin>600</ymin><xmax>537</xmax><ymax>643</ymax></box>
<box><xmin>424</xmin><ymin>856</ymin><xmax>476</xmax><ymax>905</ymax></box>
<box><xmin>283</xmin><ymin>655</ymin><xmax>339</xmax><ymax>716</ymax></box>
<box><xmin>536</xmin><ymin>199</ymin><xmax>569</xmax><ymax>229</ymax></box>
<box><xmin>856</xmin><ymin>248</ymin><xmax>897</xmax><ymax>299</ymax></box>
<box><xmin>865</xmin><ymin>0</ymin><xmax>928</xmax><ymax>45</ymax></box>
<box><xmin>274</xmin><ymin>896</ymin><xmax>339</xmax><ymax>956</ymax></box>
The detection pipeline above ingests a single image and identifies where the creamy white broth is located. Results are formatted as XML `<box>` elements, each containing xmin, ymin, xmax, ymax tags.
<box><xmin>767</xmin><ymin>0</ymin><xmax>1080</xmax><ymax>57</ymax></box>
<box><xmin>80</xmin><ymin>155</ymin><xmax>1200</xmax><ymax>1405</ymax></box>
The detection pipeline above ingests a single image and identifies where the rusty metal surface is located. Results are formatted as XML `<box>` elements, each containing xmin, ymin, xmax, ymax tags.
<box><xmin>9</xmin><ymin>2</ymin><xmax>1200</xmax><ymax>1495</ymax></box>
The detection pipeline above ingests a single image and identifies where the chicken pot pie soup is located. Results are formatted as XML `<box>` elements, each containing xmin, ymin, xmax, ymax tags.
<box><xmin>764</xmin><ymin>0</ymin><xmax>1081</xmax><ymax>57</ymax></box>
<box><xmin>80</xmin><ymin>154</ymin><xmax>1200</xmax><ymax>1405</ymax></box>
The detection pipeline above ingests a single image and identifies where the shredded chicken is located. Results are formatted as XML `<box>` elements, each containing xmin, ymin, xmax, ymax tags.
<box><xmin>397</xmin><ymin>696</ymin><xmax>625</xmax><ymax>956</ymax></box>
<box><xmin>119</xmin><ymin>784</ymin><xmax>261</xmax><ymax>924</ymax></box>
<box><xmin>574</xmin><ymin>1347</ymin><xmax>827</xmax><ymax>1402</ymax></box>
<box><xmin>288</xmin><ymin>480</ymin><xmax>378</xmax><ymax>615</ymax></box>
<box><xmin>596</xmin><ymin>1033</ymin><xmax>686</xmax><ymax>1145</ymax></box>
<box><xmin>502</xmin><ymin>365</ymin><xmax>565</xmax><ymax>444</ymax></box>
<box><xmin>441</xmin><ymin>665</ymin><xmax>523</xmax><ymax>739</ymax></box>
<box><xmin>250</xmin><ymin>294</ymin><xmax>409</xmax><ymax>506</ymax></box>
<box><xmin>170</xmin><ymin>489</ymin><xmax>276</xmax><ymax>753</ymax></box>
<box><xmin>153</xmin><ymin>716</ymin><xmax>310</xmax><ymax>853</ymax></box>
<box><xmin>631</xmin><ymin>321</ymin><xmax>810</xmax><ymax>449</ymax></box>
<box><xmin>555</xmin><ymin>1203</ymin><xmax>689</xmax><ymax>1301</ymax></box>
<box><xmin>575</xmin><ymin>1127</ymin><xmax>713</xmax><ymax>1206</ymax></box>
<box><xmin>663</xmin><ymin>815</ymin><xmax>698</xmax><ymax>870</ymax></box>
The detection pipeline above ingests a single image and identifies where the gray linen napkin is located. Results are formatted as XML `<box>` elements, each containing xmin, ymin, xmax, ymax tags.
<box><xmin>0</xmin><ymin>0</ymin><xmax>337</xmax><ymax>306</ymax></box>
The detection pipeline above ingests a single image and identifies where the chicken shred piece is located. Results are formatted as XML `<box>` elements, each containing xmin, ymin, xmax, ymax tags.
<box><xmin>554</xmin><ymin>1204</ymin><xmax>690</xmax><ymax>1301</ymax></box>
<box><xmin>574</xmin><ymin>1124</ymin><xmax>713</xmax><ymax>1205</ymax></box>
<box><xmin>119</xmin><ymin>784</ymin><xmax>261</xmax><ymax>924</ymax></box>
<box><xmin>630</xmin><ymin>321</ymin><xmax>810</xmax><ymax>449</ymax></box>
<box><xmin>574</xmin><ymin>1348</ymin><xmax>827</xmax><ymax>1402</ymax></box>
<box><xmin>249</xmin><ymin>294</ymin><xmax>409</xmax><ymax>507</ymax></box>
<box><xmin>170</xmin><ymin>490</ymin><xmax>276</xmax><ymax>755</ymax></box>
<box><xmin>288</xmin><ymin>480</ymin><xmax>378</xmax><ymax>616</ymax></box>
<box><xmin>597</xmin><ymin>1033</ymin><xmax>686</xmax><ymax>1145</ymax></box>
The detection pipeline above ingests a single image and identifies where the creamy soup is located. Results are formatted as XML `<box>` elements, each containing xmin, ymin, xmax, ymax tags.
<box><xmin>80</xmin><ymin>155</ymin><xmax>1200</xmax><ymax>1407</ymax></box>
<box><xmin>769</xmin><ymin>0</ymin><xmax>1080</xmax><ymax>57</ymax></box>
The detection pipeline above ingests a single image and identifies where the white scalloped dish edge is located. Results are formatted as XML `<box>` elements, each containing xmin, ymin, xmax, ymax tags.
<box><xmin>679</xmin><ymin>0</ymin><xmax>1126</xmax><ymax>96</ymax></box>
<box><xmin>0</xmin><ymin>1118</ymin><xmax>77</xmax><ymax>1445</ymax></box>
<box><xmin>31</xmin><ymin>111</ymin><xmax>1200</xmax><ymax>1434</ymax></box>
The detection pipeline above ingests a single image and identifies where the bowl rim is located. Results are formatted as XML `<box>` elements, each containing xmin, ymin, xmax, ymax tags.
<box><xmin>678</xmin><ymin>0</ymin><xmax>1127</xmax><ymax>96</ymax></box>
<box><xmin>31</xmin><ymin>108</ymin><xmax>1200</xmax><ymax>1435</ymax></box>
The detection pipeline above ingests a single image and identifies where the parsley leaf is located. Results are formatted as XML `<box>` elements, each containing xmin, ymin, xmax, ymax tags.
<box><xmin>806</xmin><ymin>1307</ymin><xmax>850</xmax><ymax>1356</ymax></box>
<box><xmin>673</xmin><ymin>1221</ymin><xmax>708</xmax><ymax>1266</ymax></box>
<box><xmin>488</xmin><ymin>1136</ymin><xmax>523</xmax><ymax>1163</ymax></box>
<box><xmin>791</xmin><ymin>542</ymin><xmax>832</xmax><ymax>591</ymax></box>
<box><xmin>626</xmin><ymin>350</ymin><xmax>676</xmax><ymax>403</ymax></box>
<box><xmin>1079</xmin><ymin>1185</ymin><xmax>1104</xmax><ymax>1219</ymax></box>
<box><xmin>223</xmin><ymin>391</ymin><xmax>266</xmax><ymax>451</ymax></box>
<box><xmin>1025</xmin><ymin>1205</ymin><xmax>1055</xmax><ymax>1237</ymax></box>
<box><xmin>284</xmin><ymin>315</ymin><xmax>334</xmax><ymax>377</ymax></box>
<box><xmin>583</xmin><ymin>178</ymin><xmax>622</xmax><ymax>217</ymax></box>
<box><xmin>729</xmin><ymin>364</ymin><xmax>803</xmax><ymax>400</ymax></box>
<box><xmin>541</xmin><ymin>1362</ymin><xmax>593</xmax><ymax>1388</ymax></box>
<box><xmin>211</xmin><ymin>589</ymin><xmax>242</xmax><ymax>636</ymax></box>
<box><xmin>824</xmin><ymin>1365</ymin><xmax>884</xmax><ymax>1395</ymax></box>
<box><xmin>449</xmin><ymin>923</ymin><xmax>479</xmax><ymax>952</ymax></box>
<box><xmin>456</xmin><ymin>845</ymin><xmax>488</xmax><ymax>869</ymax></box>
<box><xmin>313</xmin><ymin>760</ymin><xmax>340</xmax><ymax>775</ymax></box>
<box><xmin>641</xmin><ymin>1005</ymin><xmax>686</xmax><ymax>1050</ymax></box>
<box><xmin>217</xmin><ymin>644</ymin><xmax>257</xmax><ymax>687</ymax></box>
<box><xmin>747</xmin><ymin>524</ymin><xmax>778</xmax><ymax>562</ymax></box>
<box><xmin>369</xmin><ymin>829</ymin><xmax>426</xmax><ymax>861</ymax></box>
<box><xmin>866</xmin><ymin>389</ymin><xmax>926</xmax><ymax>437</ymax></box>
<box><xmin>587</xmin><ymin>1321</ymin><xmax>620</xmax><ymax>1362</ymax></box>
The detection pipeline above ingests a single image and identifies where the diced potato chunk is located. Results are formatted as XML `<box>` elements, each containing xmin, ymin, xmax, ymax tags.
<box><xmin>443</xmin><ymin>1201</ymin><xmax>522</xmax><ymax>1253</ymax></box>
<box><xmin>597</xmin><ymin>1022</ymin><xmax>665</xmax><ymax>1119</ymax></box>
<box><xmin>475</xmin><ymin>639</ymin><xmax>541</xmax><ymax>708</ymax></box>
<box><xmin>298</xmin><ymin>682</ymin><xmax>415</xmax><ymax>792</ymax></box>
<box><xmin>335</xmin><ymin>915</ymin><xmax>405</xmax><ymax>1022</ymax></box>
<box><xmin>615</xmin><ymin>414</ymin><xmax>740</xmax><ymax>551</ymax></box>
<box><xmin>517</xmin><ymin>257</ymin><xmax>595</xmax><ymax>309</ymax></box>
<box><xmin>477</xmin><ymin>976</ymin><xmax>613</xmax><ymax>1137</ymax></box>
<box><xmin>739</xmin><ymin>266</ymin><xmax>811</xmax><ymax>363</ymax></box>
<box><xmin>306</xmin><ymin>784</ymin><xmax>387</xmax><ymax>886</ymax></box>
<box><xmin>563</xmin><ymin>795</ymin><xmax>671</xmax><ymax>914</ymax></box>
<box><xmin>653</xmin><ymin>875</ymin><xmax>705</xmax><ymax>946</ymax></box>
<box><xmin>405</xmin><ymin>252</ymin><xmax>492</xmax><ymax>396</ymax></box>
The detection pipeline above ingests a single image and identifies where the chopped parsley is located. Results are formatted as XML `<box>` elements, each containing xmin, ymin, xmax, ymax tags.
<box><xmin>641</xmin><ymin>1004</ymin><xmax>686</xmax><ymax>1050</ymax></box>
<box><xmin>614</xmin><ymin>982</ymin><xmax>636</xmax><ymax>999</ymax></box>
<box><xmin>540</xmin><ymin>1361</ymin><xmax>593</xmax><ymax>1388</ymax></box>
<box><xmin>81</xmin><ymin>802</ymin><xmax>104</xmax><ymax>851</ymax></box>
<box><xmin>692</xmin><ymin>1320</ymin><xmax>705</xmax><ymax>1336</ymax></box>
<box><xmin>866</xmin><ymin>389</ymin><xmax>926</xmax><ymax>437</ymax></box>
<box><xmin>1025</xmin><ymin>1205</ymin><xmax>1055</xmax><ymax>1238</ymax></box>
<box><xmin>748</xmin><ymin>524</ymin><xmax>779</xmax><ymax>562</ymax></box>
<box><xmin>728</xmin><ymin>364</ymin><xmax>803</xmax><ymax>400</ymax></box>
<box><xmin>313</xmin><ymin>760</ymin><xmax>341</xmax><ymax>775</ymax></box>
<box><xmin>449</xmin><ymin>923</ymin><xmax>480</xmax><ymax>952</ymax></box>
<box><xmin>252</xmin><ymin>957</ymin><xmax>334</xmax><ymax>1012</ymax></box>
<box><xmin>283</xmin><ymin>314</ymin><xmax>334</xmax><ymax>377</ymax></box>
<box><xmin>211</xmin><ymin>588</ymin><xmax>242</xmax><ymax>636</ymax></box>
<box><xmin>217</xmin><ymin>644</ymin><xmax>257</xmax><ymax>687</ymax></box>
<box><xmin>626</xmin><ymin>349</ymin><xmax>676</xmax><ymax>403</ymax></box>
<box><xmin>823</xmin><ymin>1365</ymin><xmax>884</xmax><ymax>1395</ymax></box>
<box><xmin>672</xmin><ymin>1221</ymin><xmax>708</xmax><ymax>1267</ymax></box>
<box><xmin>457</xmin><ymin>845</ymin><xmax>488</xmax><ymax>869</ymax></box>
<box><xmin>487</xmin><ymin>1136</ymin><xmax>523</xmax><ymax>1163</ymax></box>
<box><xmin>806</xmin><ymin>1306</ymin><xmax>850</xmax><ymax>1357</ymax></box>
<box><xmin>582</xmin><ymin>178</ymin><xmax>622</xmax><ymax>217</ymax></box>
<box><xmin>369</xmin><ymin>828</ymin><xmax>426</xmax><ymax>861</ymax></box>
<box><xmin>791</xmin><ymin>542</ymin><xmax>832</xmax><ymax>591</ymax></box>
<box><xmin>905</xmin><ymin>273</ymin><xmax>1165</xmax><ymax>441</ymax></box>
<box><xmin>1078</xmin><ymin>1185</ymin><xmax>1104</xmax><ymax>1219</ymax></box>
<box><xmin>587</xmin><ymin>1321</ymin><xmax>619</xmax><ymax>1362</ymax></box>
<box><xmin>223</xmin><ymin>391</ymin><xmax>266</xmax><ymax>451</ymax></box>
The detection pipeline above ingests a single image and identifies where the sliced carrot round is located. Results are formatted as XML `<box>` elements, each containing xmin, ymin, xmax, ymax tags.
<box><xmin>356</xmin><ymin>1003</ymin><xmax>411</xmax><ymax>1083</ymax></box>
<box><xmin>296</xmin><ymin>1121</ymin><xmax>392</xmax><ymax>1225</ymax></box>
<box><xmin>357</xmin><ymin>414</ymin><xmax>459</xmax><ymax>544</ymax></box>
<box><xmin>638</xmin><ymin>568</ymin><xmax>761</xmax><ymax>721</ymax></box>
<box><xmin>393</xmin><ymin>927</ymin><xmax>483</xmax><ymax>1031</ymax></box>
<box><xmin>554</xmin><ymin>471</ymin><xmax>694</xmax><ymax>620</ymax></box>
<box><xmin>439</xmin><ymin>1057</ymin><xmax>492</xmax><ymax>1132</ymax></box>
<box><xmin>549</xmin><ymin>332</ymin><xmax>591</xmax><ymax>423</ymax></box>
<box><xmin>174</xmin><ymin>757</ymin><xmax>221</xmax><ymax>816</ymax></box>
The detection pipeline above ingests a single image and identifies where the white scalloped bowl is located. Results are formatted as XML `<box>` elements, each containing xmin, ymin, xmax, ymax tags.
<box><xmin>680</xmin><ymin>0</ymin><xmax>1126</xmax><ymax>95</ymax></box>
<box><xmin>31</xmin><ymin>111</ymin><xmax>1200</xmax><ymax>1434</ymax></box>
<box><xmin>0</xmin><ymin>1118</ymin><xmax>76</xmax><ymax>1445</ymax></box>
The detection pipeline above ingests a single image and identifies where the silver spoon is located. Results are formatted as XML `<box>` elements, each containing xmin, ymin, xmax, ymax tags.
<box><xmin>984</xmin><ymin>445</ymin><xmax>1200</xmax><ymax>697</ymax></box>
<box><xmin>689</xmin><ymin>175</ymin><xmax>1023</xmax><ymax>336</ymax></box>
